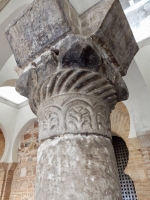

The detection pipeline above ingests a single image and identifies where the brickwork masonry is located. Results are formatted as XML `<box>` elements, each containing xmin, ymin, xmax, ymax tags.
<box><xmin>10</xmin><ymin>122</ymin><xmax>39</xmax><ymax>200</ymax></box>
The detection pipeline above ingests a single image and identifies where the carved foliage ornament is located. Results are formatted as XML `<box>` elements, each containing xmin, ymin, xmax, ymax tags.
<box><xmin>37</xmin><ymin>97</ymin><xmax>111</xmax><ymax>141</ymax></box>
<box><xmin>15</xmin><ymin>35</ymin><xmax>129</xmax><ymax>141</ymax></box>
<box><xmin>67</xmin><ymin>106</ymin><xmax>92</xmax><ymax>131</ymax></box>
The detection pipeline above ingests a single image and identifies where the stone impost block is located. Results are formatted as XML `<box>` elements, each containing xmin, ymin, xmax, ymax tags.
<box><xmin>6</xmin><ymin>0</ymin><xmax>138</xmax><ymax>75</ymax></box>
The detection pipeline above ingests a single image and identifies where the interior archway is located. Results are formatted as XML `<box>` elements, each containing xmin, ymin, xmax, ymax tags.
<box><xmin>112</xmin><ymin>136</ymin><xmax>137</xmax><ymax>199</ymax></box>
<box><xmin>111</xmin><ymin>102</ymin><xmax>150</xmax><ymax>200</ymax></box>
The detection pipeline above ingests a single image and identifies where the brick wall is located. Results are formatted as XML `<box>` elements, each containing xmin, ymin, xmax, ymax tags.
<box><xmin>0</xmin><ymin>129</ymin><xmax>5</xmax><ymax>159</ymax></box>
<box><xmin>142</xmin><ymin>147</ymin><xmax>150</xmax><ymax>180</ymax></box>
<box><xmin>0</xmin><ymin>164</ymin><xmax>5</xmax><ymax>197</ymax></box>
<box><xmin>0</xmin><ymin>129</ymin><xmax>5</xmax><ymax>196</ymax></box>
<box><xmin>10</xmin><ymin>122</ymin><xmax>39</xmax><ymax>200</ymax></box>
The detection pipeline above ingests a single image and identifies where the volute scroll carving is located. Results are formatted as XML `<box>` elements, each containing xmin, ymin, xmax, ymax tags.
<box><xmin>16</xmin><ymin>35</ymin><xmax>128</xmax><ymax>108</ymax></box>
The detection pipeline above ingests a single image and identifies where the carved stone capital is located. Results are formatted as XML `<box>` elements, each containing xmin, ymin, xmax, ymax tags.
<box><xmin>16</xmin><ymin>34</ymin><xmax>128</xmax><ymax>103</ymax></box>
<box><xmin>37</xmin><ymin>94</ymin><xmax>112</xmax><ymax>141</ymax></box>
<box><xmin>16</xmin><ymin>35</ymin><xmax>129</xmax><ymax>141</ymax></box>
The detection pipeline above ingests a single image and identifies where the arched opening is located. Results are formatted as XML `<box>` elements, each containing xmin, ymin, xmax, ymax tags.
<box><xmin>0</xmin><ymin>129</ymin><xmax>5</xmax><ymax>160</ymax></box>
<box><xmin>112</xmin><ymin>136</ymin><xmax>137</xmax><ymax>200</ymax></box>
<box><xmin>111</xmin><ymin>102</ymin><xmax>150</xmax><ymax>199</ymax></box>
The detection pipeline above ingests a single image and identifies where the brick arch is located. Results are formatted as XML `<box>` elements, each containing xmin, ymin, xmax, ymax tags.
<box><xmin>0</xmin><ymin>129</ymin><xmax>5</xmax><ymax>160</ymax></box>
<box><xmin>111</xmin><ymin>102</ymin><xmax>130</xmax><ymax>140</ymax></box>
<box><xmin>111</xmin><ymin>102</ymin><xmax>150</xmax><ymax>200</ymax></box>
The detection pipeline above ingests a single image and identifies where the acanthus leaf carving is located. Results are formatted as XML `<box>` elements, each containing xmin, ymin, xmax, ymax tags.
<box><xmin>67</xmin><ymin>106</ymin><xmax>92</xmax><ymax>131</ymax></box>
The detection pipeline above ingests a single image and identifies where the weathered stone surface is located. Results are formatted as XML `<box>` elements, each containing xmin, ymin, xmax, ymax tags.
<box><xmin>14</xmin><ymin>33</ymin><xmax>129</xmax><ymax>200</ymax></box>
<box><xmin>6</xmin><ymin>0</ymin><xmax>138</xmax><ymax>74</ymax></box>
<box><xmin>6</xmin><ymin>1</ymin><xmax>139</xmax><ymax>199</ymax></box>
<box><xmin>63</xmin><ymin>0</ymin><xmax>138</xmax><ymax>75</ymax></box>
<box><xmin>6</xmin><ymin>0</ymin><xmax>71</xmax><ymax>69</ymax></box>
<box><xmin>16</xmin><ymin>35</ymin><xmax>128</xmax><ymax>114</ymax></box>
<box><xmin>35</xmin><ymin>135</ymin><xmax>122</xmax><ymax>200</ymax></box>
<box><xmin>37</xmin><ymin>93</ymin><xmax>112</xmax><ymax>141</ymax></box>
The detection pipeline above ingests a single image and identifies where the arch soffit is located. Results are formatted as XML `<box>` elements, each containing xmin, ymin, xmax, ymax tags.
<box><xmin>111</xmin><ymin>102</ymin><xmax>148</xmax><ymax>184</ymax></box>
<box><xmin>0</xmin><ymin>1</ymin><xmax>32</xmax><ymax>25</ymax></box>
<box><xmin>0</xmin><ymin>121</ymin><xmax>10</xmax><ymax>162</ymax></box>
<box><xmin>0</xmin><ymin>79</ymin><xmax>17</xmax><ymax>87</ymax></box>
<box><xmin>111</xmin><ymin>102</ymin><xmax>130</xmax><ymax>140</ymax></box>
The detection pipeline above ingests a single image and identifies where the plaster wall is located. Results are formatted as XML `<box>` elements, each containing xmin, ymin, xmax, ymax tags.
<box><xmin>69</xmin><ymin>0</ymin><xmax>100</xmax><ymax>14</ymax></box>
<box><xmin>0</xmin><ymin>55</ymin><xmax>18</xmax><ymax>86</ymax></box>
<box><xmin>0</xmin><ymin>0</ymin><xmax>33</xmax><ymax>25</ymax></box>
<box><xmin>123</xmin><ymin>59</ymin><xmax>150</xmax><ymax>135</ymax></box>
<box><xmin>135</xmin><ymin>44</ymin><xmax>150</xmax><ymax>92</ymax></box>
<box><xmin>0</xmin><ymin>101</ymin><xmax>36</xmax><ymax>163</ymax></box>
<box><xmin>0</xmin><ymin>102</ymin><xmax>18</xmax><ymax>162</ymax></box>
<box><xmin>12</xmin><ymin>104</ymin><xmax>36</xmax><ymax>163</ymax></box>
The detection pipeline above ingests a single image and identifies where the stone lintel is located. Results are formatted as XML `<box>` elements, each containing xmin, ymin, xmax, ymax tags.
<box><xmin>6</xmin><ymin>0</ymin><xmax>138</xmax><ymax>75</ymax></box>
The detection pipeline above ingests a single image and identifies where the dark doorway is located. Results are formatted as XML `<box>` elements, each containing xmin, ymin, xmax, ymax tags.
<box><xmin>112</xmin><ymin>136</ymin><xmax>137</xmax><ymax>200</ymax></box>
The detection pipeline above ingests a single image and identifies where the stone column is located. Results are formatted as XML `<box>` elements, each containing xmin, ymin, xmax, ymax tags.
<box><xmin>16</xmin><ymin>35</ymin><xmax>129</xmax><ymax>199</ymax></box>
<box><xmin>5</xmin><ymin>0</ymin><xmax>138</xmax><ymax>199</ymax></box>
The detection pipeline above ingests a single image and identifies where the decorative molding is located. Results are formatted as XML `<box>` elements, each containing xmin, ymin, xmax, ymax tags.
<box><xmin>28</xmin><ymin>69</ymin><xmax>118</xmax><ymax>115</ymax></box>
<box><xmin>37</xmin><ymin>95</ymin><xmax>111</xmax><ymax>141</ymax></box>
<box><xmin>0</xmin><ymin>96</ymin><xmax>28</xmax><ymax>109</ymax></box>
<box><xmin>138</xmin><ymin>36</ymin><xmax>150</xmax><ymax>49</ymax></box>
<box><xmin>66</xmin><ymin>106</ymin><xmax>92</xmax><ymax>131</ymax></box>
